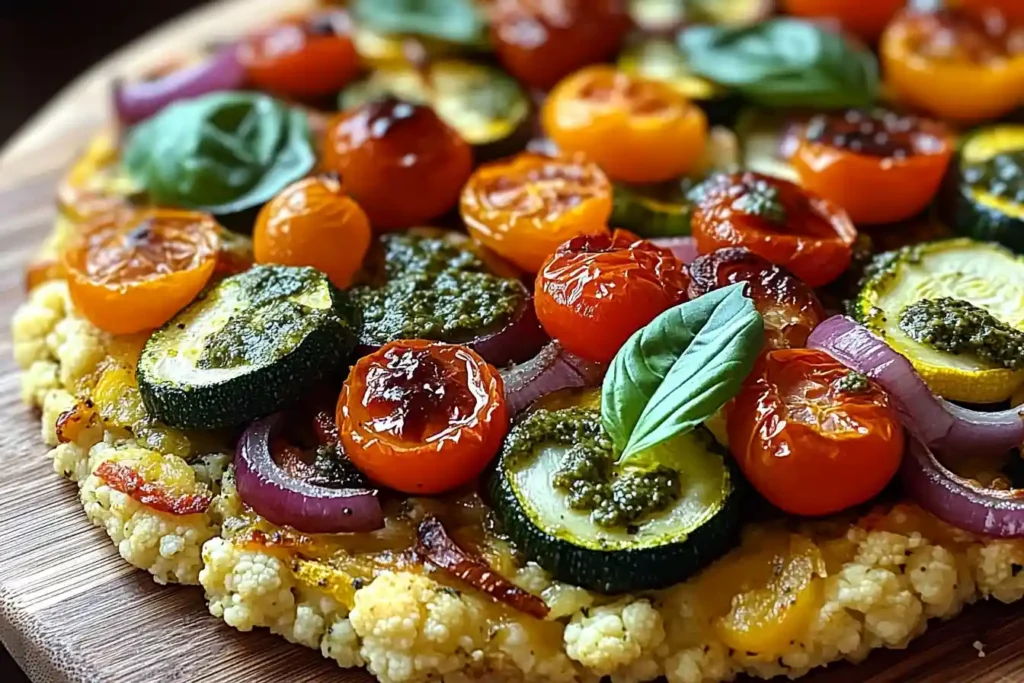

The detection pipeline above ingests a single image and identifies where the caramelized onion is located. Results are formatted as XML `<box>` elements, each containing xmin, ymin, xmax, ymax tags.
<box><xmin>501</xmin><ymin>341</ymin><xmax>607</xmax><ymax>417</ymax></box>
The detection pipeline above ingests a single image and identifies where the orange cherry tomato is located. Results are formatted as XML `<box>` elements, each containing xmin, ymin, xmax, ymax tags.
<box><xmin>542</xmin><ymin>65</ymin><xmax>708</xmax><ymax>184</ymax></box>
<box><xmin>781</xmin><ymin>0</ymin><xmax>904</xmax><ymax>41</ymax></box>
<box><xmin>691</xmin><ymin>172</ymin><xmax>856</xmax><ymax>288</ymax></box>
<box><xmin>728</xmin><ymin>349</ymin><xmax>905</xmax><ymax>517</ymax></box>
<box><xmin>337</xmin><ymin>340</ymin><xmax>508</xmax><ymax>494</ymax></box>
<box><xmin>687</xmin><ymin>248</ymin><xmax>825</xmax><ymax>350</ymax></box>
<box><xmin>881</xmin><ymin>8</ymin><xmax>1024</xmax><ymax>123</ymax></box>
<box><xmin>324</xmin><ymin>98</ymin><xmax>473</xmax><ymax>231</ymax></box>
<box><xmin>535</xmin><ymin>229</ymin><xmax>689</xmax><ymax>363</ymax></box>
<box><xmin>63</xmin><ymin>209</ymin><xmax>220</xmax><ymax>335</ymax></box>
<box><xmin>254</xmin><ymin>174</ymin><xmax>371</xmax><ymax>289</ymax></box>
<box><xmin>490</xmin><ymin>0</ymin><xmax>631</xmax><ymax>90</ymax></box>
<box><xmin>239</xmin><ymin>9</ymin><xmax>360</xmax><ymax>98</ymax></box>
<box><xmin>460</xmin><ymin>152</ymin><xmax>612</xmax><ymax>272</ymax></box>
<box><xmin>791</xmin><ymin>109</ymin><xmax>952</xmax><ymax>225</ymax></box>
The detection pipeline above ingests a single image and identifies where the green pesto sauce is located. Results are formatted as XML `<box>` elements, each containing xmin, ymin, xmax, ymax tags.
<box><xmin>735</xmin><ymin>176</ymin><xmax>786</xmax><ymax>225</ymax></box>
<box><xmin>833</xmin><ymin>370</ymin><xmax>870</xmax><ymax>393</ymax></box>
<box><xmin>898</xmin><ymin>297</ymin><xmax>1024</xmax><ymax>370</ymax></box>
<box><xmin>506</xmin><ymin>408</ymin><xmax>682</xmax><ymax>529</ymax></box>
<box><xmin>355</xmin><ymin>234</ymin><xmax>522</xmax><ymax>345</ymax></box>
<box><xmin>963</xmin><ymin>151</ymin><xmax>1024</xmax><ymax>204</ymax></box>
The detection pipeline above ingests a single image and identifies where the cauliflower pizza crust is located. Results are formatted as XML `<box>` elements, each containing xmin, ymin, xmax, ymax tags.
<box><xmin>14</xmin><ymin>277</ymin><xmax>1024</xmax><ymax>683</ymax></box>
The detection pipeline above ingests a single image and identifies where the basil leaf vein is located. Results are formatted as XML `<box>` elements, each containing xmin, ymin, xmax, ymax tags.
<box><xmin>602</xmin><ymin>283</ymin><xmax>763</xmax><ymax>467</ymax></box>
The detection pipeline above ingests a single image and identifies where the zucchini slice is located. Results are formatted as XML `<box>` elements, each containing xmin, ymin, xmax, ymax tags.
<box><xmin>945</xmin><ymin>125</ymin><xmax>1024</xmax><ymax>253</ymax></box>
<box><xmin>138</xmin><ymin>265</ymin><xmax>358</xmax><ymax>430</ymax></box>
<box><xmin>855</xmin><ymin>238</ymin><xmax>1024</xmax><ymax>403</ymax></box>
<box><xmin>340</xmin><ymin>60</ymin><xmax>531</xmax><ymax>160</ymax></box>
<box><xmin>489</xmin><ymin>408</ymin><xmax>741</xmax><ymax>594</ymax></box>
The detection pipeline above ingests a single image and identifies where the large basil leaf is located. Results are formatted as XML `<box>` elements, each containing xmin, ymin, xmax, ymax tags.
<box><xmin>124</xmin><ymin>92</ymin><xmax>315</xmax><ymax>215</ymax></box>
<box><xmin>602</xmin><ymin>283</ymin><xmax>763</xmax><ymax>466</ymax></box>
<box><xmin>352</xmin><ymin>0</ymin><xmax>487</xmax><ymax>46</ymax></box>
<box><xmin>679</xmin><ymin>19</ymin><xmax>879</xmax><ymax>109</ymax></box>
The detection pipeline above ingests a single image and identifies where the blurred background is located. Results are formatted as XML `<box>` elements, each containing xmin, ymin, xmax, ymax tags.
<box><xmin>0</xmin><ymin>0</ymin><xmax>211</xmax><ymax>145</ymax></box>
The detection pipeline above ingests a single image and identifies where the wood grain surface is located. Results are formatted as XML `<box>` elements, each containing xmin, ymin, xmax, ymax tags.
<box><xmin>0</xmin><ymin>1</ymin><xmax>1022</xmax><ymax>682</ymax></box>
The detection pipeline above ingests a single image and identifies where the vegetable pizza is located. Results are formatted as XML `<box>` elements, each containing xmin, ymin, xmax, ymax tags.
<box><xmin>13</xmin><ymin>1</ymin><xmax>1024</xmax><ymax>682</ymax></box>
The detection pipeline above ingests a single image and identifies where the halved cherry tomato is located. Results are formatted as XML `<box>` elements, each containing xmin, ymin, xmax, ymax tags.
<box><xmin>791</xmin><ymin>109</ymin><xmax>952</xmax><ymax>225</ymax></box>
<box><xmin>688</xmin><ymin>248</ymin><xmax>825</xmax><ymax>350</ymax></box>
<box><xmin>728</xmin><ymin>349</ymin><xmax>905</xmax><ymax>516</ymax></box>
<box><xmin>461</xmin><ymin>152</ymin><xmax>612</xmax><ymax>272</ymax></box>
<box><xmin>239</xmin><ymin>9</ymin><xmax>360</xmax><ymax>98</ymax></box>
<box><xmin>254</xmin><ymin>174</ymin><xmax>371</xmax><ymax>288</ymax></box>
<box><xmin>490</xmin><ymin>0</ymin><xmax>631</xmax><ymax>90</ymax></box>
<box><xmin>63</xmin><ymin>209</ymin><xmax>220</xmax><ymax>335</ymax></box>
<box><xmin>691</xmin><ymin>172</ymin><xmax>856</xmax><ymax>288</ymax></box>
<box><xmin>881</xmin><ymin>8</ymin><xmax>1024</xmax><ymax>123</ymax></box>
<box><xmin>324</xmin><ymin>98</ymin><xmax>473</xmax><ymax>231</ymax></box>
<box><xmin>781</xmin><ymin>0</ymin><xmax>904</xmax><ymax>40</ymax></box>
<box><xmin>337</xmin><ymin>340</ymin><xmax>508</xmax><ymax>494</ymax></box>
<box><xmin>542</xmin><ymin>65</ymin><xmax>708</xmax><ymax>184</ymax></box>
<box><xmin>535</xmin><ymin>229</ymin><xmax>689</xmax><ymax>363</ymax></box>
<box><xmin>960</xmin><ymin>0</ymin><xmax>1024</xmax><ymax>25</ymax></box>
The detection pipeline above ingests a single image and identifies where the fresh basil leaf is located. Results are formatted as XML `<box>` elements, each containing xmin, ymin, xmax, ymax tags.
<box><xmin>352</xmin><ymin>0</ymin><xmax>487</xmax><ymax>46</ymax></box>
<box><xmin>602</xmin><ymin>283</ymin><xmax>763</xmax><ymax>467</ymax></box>
<box><xmin>679</xmin><ymin>19</ymin><xmax>879</xmax><ymax>109</ymax></box>
<box><xmin>124</xmin><ymin>91</ymin><xmax>315</xmax><ymax>216</ymax></box>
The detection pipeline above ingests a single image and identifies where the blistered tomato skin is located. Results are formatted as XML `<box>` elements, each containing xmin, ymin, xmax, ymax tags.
<box><xmin>337</xmin><ymin>340</ymin><xmax>508</xmax><ymax>494</ymax></box>
<box><xmin>781</xmin><ymin>0</ymin><xmax>903</xmax><ymax>40</ymax></box>
<box><xmin>254</xmin><ymin>174</ymin><xmax>371</xmax><ymax>289</ymax></box>
<box><xmin>727</xmin><ymin>349</ymin><xmax>905</xmax><ymax>517</ymax></box>
<box><xmin>535</xmin><ymin>230</ymin><xmax>689</xmax><ymax>363</ymax></box>
<box><xmin>239</xmin><ymin>9</ymin><xmax>360</xmax><ymax>98</ymax></box>
<box><xmin>881</xmin><ymin>8</ymin><xmax>1024</xmax><ymax>123</ymax></box>
<box><xmin>490</xmin><ymin>0</ymin><xmax>631</xmax><ymax>90</ymax></box>
<box><xmin>542</xmin><ymin>65</ymin><xmax>708</xmax><ymax>184</ymax></box>
<box><xmin>791</xmin><ymin>109</ymin><xmax>952</xmax><ymax>225</ymax></box>
<box><xmin>688</xmin><ymin>248</ymin><xmax>825</xmax><ymax>350</ymax></box>
<box><xmin>460</xmin><ymin>152</ymin><xmax>613</xmax><ymax>273</ymax></box>
<box><xmin>691</xmin><ymin>172</ymin><xmax>856</xmax><ymax>288</ymax></box>
<box><xmin>63</xmin><ymin>209</ymin><xmax>220</xmax><ymax>335</ymax></box>
<box><xmin>324</xmin><ymin>98</ymin><xmax>473</xmax><ymax>231</ymax></box>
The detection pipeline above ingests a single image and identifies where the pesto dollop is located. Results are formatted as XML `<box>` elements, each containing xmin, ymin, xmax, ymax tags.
<box><xmin>898</xmin><ymin>297</ymin><xmax>1024</xmax><ymax>370</ymax></box>
<box><xmin>963</xmin><ymin>151</ymin><xmax>1024</xmax><ymax>204</ymax></box>
<box><xmin>355</xmin><ymin>234</ymin><xmax>523</xmax><ymax>345</ymax></box>
<box><xmin>506</xmin><ymin>408</ymin><xmax>682</xmax><ymax>529</ymax></box>
<box><xmin>735</xmin><ymin>176</ymin><xmax>786</xmax><ymax>225</ymax></box>
<box><xmin>833</xmin><ymin>370</ymin><xmax>870</xmax><ymax>393</ymax></box>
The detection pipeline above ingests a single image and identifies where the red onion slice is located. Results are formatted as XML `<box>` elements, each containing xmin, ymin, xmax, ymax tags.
<box><xmin>235</xmin><ymin>415</ymin><xmax>384</xmax><ymax>534</ymax></box>
<box><xmin>808</xmin><ymin>315</ymin><xmax>1024</xmax><ymax>456</ymax></box>
<box><xmin>501</xmin><ymin>341</ymin><xmax>606</xmax><ymax>417</ymax></box>
<box><xmin>650</xmin><ymin>236</ymin><xmax>698</xmax><ymax>265</ymax></box>
<box><xmin>113</xmin><ymin>47</ymin><xmax>246</xmax><ymax>126</ymax></box>
<box><xmin>903</xmin><ymin>437</ymin><xmax>1024</xmax><ymax>538</ymax></box>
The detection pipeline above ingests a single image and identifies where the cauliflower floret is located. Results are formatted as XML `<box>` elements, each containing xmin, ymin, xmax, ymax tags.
<box><xmin>664</xmin><ymin>643</ymin><xmax>731</xmax><ymax>683</ymax></box>
<box><xmin>322</xmin><ymin>617</ymin><xmax>365</xmax><ymax>669</ymax></box>
<box><xmin>971</xmin><ymin>540</ymin><xmax>1024</xmax><ymax>603</ymax></box>
<box><xmin>49</xmin><ymin>423</ymin><xmax>104</xmax><ymax>483</ymax></box>
<box><xmin>854</xmin><ymin>531</ymin><xmax>922</xmax><ymax>570</ymax></box>
<box><xmin>906</xmin><ymin>545</ymin><xmax>960</xmax><ymax>618</ymax></box>
<box><xmin>190</xmin><ymin>452</ymin><xmax>233</xmax><ymax>493</ymax></box>
<box><xmin>834</xmin><ymin>564</ymin><xmax>923</xmax><ymax>646</ymax></box>
<box><xmin>564</xmin><ymin>599</ymin><xmax>665</xmax><ymax>680</ymax></box>
<box><xmin>12</xmin><ymin>280</ymin><xmax>67</xmax><ymax>369</ymax></box>
<box><xmin>349</xmin><ymin>571</ymin><xmax>490</xmax><ymax>683</ymax></box>
<box><xmin>21</xmin><ymin>360</ymin><xmax>60</xmax><ymax>408</ymax></box>
<box><xmin>200</xmin><ymin>537</ymin><xmax>297</xmax><ymax>630</ymax></box>
<box><xmin>40</xmin><ymin>388</ymin><xmax>77</xmax><ymax>447</ymax></box>
<box><xmin>49</xmin><ymin>316</ymin><xmax>106</xmax><ymax>392</ymax></box>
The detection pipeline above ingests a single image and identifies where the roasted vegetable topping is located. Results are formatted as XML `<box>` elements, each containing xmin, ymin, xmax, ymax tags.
<box><xmin>95</xmin><ymin>461</ymin><xmax>212</xmax><ymax>516</ymax></box>
<box><xmin>899</xmin><ymin>297</ymin><xmax>1024</xmax><ymax>370</ymax></box>
<box><xmin>963</xmin><ymin>151</ymin><xmax>1024</xmax><ymax>204</ymax></box>
<box><xmin>803</xmin><ymin>109</ymin><xmax>926</xmax><ymax>159</ymax></box>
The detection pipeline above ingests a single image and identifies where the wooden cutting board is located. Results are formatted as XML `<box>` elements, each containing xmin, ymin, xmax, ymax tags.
<box><xmin>0</xmin><ymin>1</ymin><xmax>1022</xmax><ymax>681</ymax></box>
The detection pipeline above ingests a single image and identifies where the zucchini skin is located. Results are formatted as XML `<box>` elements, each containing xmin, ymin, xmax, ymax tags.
<box><xmin>487</xmin><ymin>445</ymin><xmax>743</xmax><ymax>595</ymax></box>
<box><xmin>611</xmin><ymin>184</ymin><xmax>693</xmax><ymax>238</ymax></box>
<box><xmin>138</xmin><ymin>275</ymin><xmax>358</xmax><ymax>431</ymax></box>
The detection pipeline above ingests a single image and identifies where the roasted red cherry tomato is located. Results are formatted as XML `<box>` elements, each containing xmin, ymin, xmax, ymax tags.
<box><xmin>543</xmin><ymin>65</ymin><xmax>708</xmax><ymax>184</ymax></box>
<box><xmin>239</xmin><ymin>9</ymin><xmax>360</xmax><ymax>98</ymax></box>
<box><xmin>960</xmin><ymin>1</ymin><xmax>1024</xmax><ymax>25</ymax></box>
<box><xmin>64</xmin><ymin>209</ymin><xmax>220</xmax><ymax>335</ymax></box>
<box><xmin>254</xmin><ymin>174</ymin><xmax>371</xmax><ymax>289</ymax></box>
<box><xmin>461</xmin><ymin>152</ymin><xmax>612</xmax><ymax>272</ymax></box>
<box><xmin>324</xmin><ymin>98</ymin><xmax>473</xmax><ymax>231</ymax></box>
<box><xmin>791</xmin><ymin>109</ymin><xmax>952</xmax><ymax>225</ymax></box>
<box><xmin>338</xmin><ymin>340</ymin><xmax>508</xmax><ymax>494</ymax></box>
<box><xmin>490</xmin><ymin>0</ymin><xmax>631</xmax><ymax>90</ymax></box>
<box><xmin>535</xmin><ymin>229</ymin><xmax>689</xmax><ymax>363</ymax></box>
<box><xmin>881</xmin><ymin>8</ymin><xmax>1024</xmax><ymax>123</ymax></box>
<box><xmin>781</xmin><ymin>0</ymin><xmax>904</xmax><ymax>40</ymax></box>
<box><xmin>688</xmin><ymin>248</ymin><xmax>825</xmax><ymax>350</ymax></box>
<box><xmin>691</xmin><ymin>172</ymin><xmax>856</xmax><ymax>288</ymax></box>
<box><xmin>728</xmin><ymin>349</ymin><xmax>905</xmax><ymax>517</ymax></box>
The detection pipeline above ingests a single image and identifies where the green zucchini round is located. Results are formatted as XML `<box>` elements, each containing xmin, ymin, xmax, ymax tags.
<box><xmin>944</xmin><ymin>125</ymin><xmax>1024</xmax><ymax>254</ymax></box>
<box><xmin>489</xmin><ymin>409</ymin><xmax>742</xmax><ymax>594</ymax></box>
<box><xmin>611</xmin><ymin>178</ymin><xmax>699</xmax><ymax>237</ymax></box>
<box><xmin>138</xmin><ymin>265</ymin><xmax>358</xmax><ymax>430</ymax></box>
